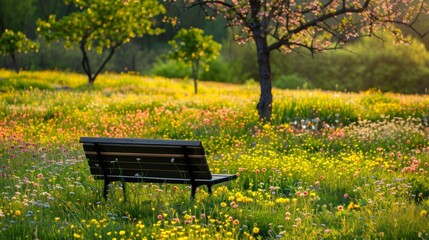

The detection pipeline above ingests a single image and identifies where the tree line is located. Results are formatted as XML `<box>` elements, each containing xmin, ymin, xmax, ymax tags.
<box><xmin>1</xmin><ymin>0</ymin><xmax>429</xmax><ymax>120</ymax></box>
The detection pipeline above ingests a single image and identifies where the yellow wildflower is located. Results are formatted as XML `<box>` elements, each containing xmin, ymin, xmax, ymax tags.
<box><xmin>252</xmin><ymin>227</ymin><xmax>260</xmax><ymax>234</ymax></box>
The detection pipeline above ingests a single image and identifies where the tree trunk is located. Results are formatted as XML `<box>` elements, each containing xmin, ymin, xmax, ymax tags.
<box><xmin>254</xmin><ymin>31</ymin><xmax>273</xmax><ymax>121</ymax></box>
<box><xmin>93</xmin><ymin>47</ymin><xmax>117</xmax><ymax>83</ymax></box>
<box><xmin>192</xmin><ymin>60</ymin><xmax>199</xmax><ymax>94</ymax></box>
<box><xmin>79</xmin><ymin>39</ymin><xmax>118</xmax><ymax>86</ymax></box>
<box><xmin>10</xmin><ymin>53</ymin><xmax>19</xmax><ymax>73</ymax></box>
<box><xmin>80</xmin><ymin>40</ymin><xmax>94</xmax><ymax>86</ymax></box>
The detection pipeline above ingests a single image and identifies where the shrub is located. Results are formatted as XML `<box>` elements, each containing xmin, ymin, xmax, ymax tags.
<box><xmin>270</xmin><ymin>35</ymin><xmax>429</xmax><ymax>93</ymax></box>
<box><xmin>150</xmin><ymin>59</ymin><xmax>191</xmax><ymax>79</ymax></box>
<box><xmin>272</xmin><ymin>74</ymin><xmax>313</xmax><ymax>89</ymax></box>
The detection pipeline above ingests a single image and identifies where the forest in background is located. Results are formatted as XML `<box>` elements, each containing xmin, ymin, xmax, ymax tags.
<box><xmin>1</xmin><ymin>0</ymin><xmax>429</xmax><ymax>94</ymax></box>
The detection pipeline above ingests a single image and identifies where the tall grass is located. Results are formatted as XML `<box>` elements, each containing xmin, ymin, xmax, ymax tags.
<box><xmin>0</xmin><ymin>70</ymin><xmax>428</xmax><ymax>239</ymax></box>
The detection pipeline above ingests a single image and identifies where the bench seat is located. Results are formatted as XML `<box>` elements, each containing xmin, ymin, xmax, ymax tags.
<box><xmin>80</xmin><ymin>137</ymin><xmax>237</xmax><ymax>200</ymax></box>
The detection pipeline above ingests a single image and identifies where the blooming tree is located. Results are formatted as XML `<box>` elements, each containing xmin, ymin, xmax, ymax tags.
<box><xmin>179</xmin><ymin>0</ymin><xmax>429</xmax><ymax>120</ymax></box>
<box><xmin>37</xmin><ymin>0</ymin><xmax>166</xmax><ymax>85</ymax></box>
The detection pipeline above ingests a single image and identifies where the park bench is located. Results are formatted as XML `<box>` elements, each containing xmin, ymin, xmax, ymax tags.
<box><xmin>80</xmin><ymin>137</ymin><xmax>237</xmax><ymax>200</ymax></box>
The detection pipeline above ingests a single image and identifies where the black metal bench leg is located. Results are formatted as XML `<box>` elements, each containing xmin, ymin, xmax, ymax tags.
<box><xmin>103</xmin><ymin>179</ymin><xmax>111</xmax><ymax>201</ymax></box>
<box><xmin>121</xmin><ymin>180</ymin><xmax>127</xmax><ymax>202</ymax></box>
<box><xmin>208</xmin><ymin>184</ymin><xmax>212</xmax><ymax>195</ymax></box>
<box><xmin>191</xmin><ymin>184</ymin><xmax>197</xmax><ymax>200</ymax></box>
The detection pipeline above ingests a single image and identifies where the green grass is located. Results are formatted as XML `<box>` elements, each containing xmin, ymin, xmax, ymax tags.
<box><xmin>0</xmin><ymin>70</ymin><xmax>429</xmax><ymax>239</ymax></box>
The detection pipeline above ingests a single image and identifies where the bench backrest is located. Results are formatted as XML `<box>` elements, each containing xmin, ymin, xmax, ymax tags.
<box><xmin>80</xmin><ymin>137</ymin><xmax>212</xmax><ymax>180</ymax></box>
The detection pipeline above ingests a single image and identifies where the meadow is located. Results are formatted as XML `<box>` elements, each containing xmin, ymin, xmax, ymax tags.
<box><xmin>0</xmin><ymin>69</ymin><xmax>429</xmax><ymax>239</ymax></box>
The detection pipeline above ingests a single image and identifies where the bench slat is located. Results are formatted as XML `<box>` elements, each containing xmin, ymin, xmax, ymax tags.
<box><xmin>87</xmin><ymin>159</ymin><xmax>211</xmax><ymax>172</ymax></box>
<box><xmin>92</xmin><ymin>174</ymin><xmax>237</xmax><ymax>185</ymax></box>
<box><xmin>84</xmin><ymin>153</ymin><xmax>208</xmax><ymax>165</ymax></box>
<box><xmin>82</xmin><ymin>144</ymin><xmax>205</xmax><ymax>155</ymax></box>
<box><xmin>80</xmin><ymin>137</ymin><xmax>202</xmax><ymax>147</ymax></box>
<box><xmin>89</xmin><ymin>168</ymin><xmax>212</xmax><ymax>179</ymax></box>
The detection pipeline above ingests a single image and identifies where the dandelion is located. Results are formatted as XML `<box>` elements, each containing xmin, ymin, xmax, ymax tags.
<box><xmin>73</xmin><ymin>233</ymin><xmax>81</xmax><ymax>238</ymax></box>
<box><xmin>347</xmin><ymin>202</ymin><xmax>359</xmax><ymax>211</ymax></box>
<box><xmin>252</xmin><ymin>227</ymin><xmax>260</xmax><ymax>234</ymax></box>
<box><xmin>420</xmin><ymin>210</ymin><xmax>427</xmax><ymax>217</ymax></box>
<box><xmin>119</xmin><ymin>230</ymin><xmax>126</xmax><ymax>235</ymax></box>
<box><xmin>221</xmin><ymin>202</ymin><xmax>227</xmax><ymax>207</ymax></box>
<box><xmin>15</xmin><ymin>210</ymin><xmax>21</xmax><ymax>216</ymax></box>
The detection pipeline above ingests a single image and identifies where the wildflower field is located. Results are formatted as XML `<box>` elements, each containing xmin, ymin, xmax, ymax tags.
<box><xmin>1</xmin><ymin>70</ymin><xmax>429</xmax><ymax>239</ymax></box>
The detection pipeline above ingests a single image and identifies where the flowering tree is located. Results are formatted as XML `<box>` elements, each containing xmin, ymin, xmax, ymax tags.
<box><xmin>178</xmin><ymin>0</ymin><xmax>429</xmax><ymax>120</ymax></box>
<box><xmin>37</xmin><ymin>0</ymin><xmax>165</xmax><ymax>85</ymax></box>
<box><xmin>168</xmin><ymin>28</ymin><xmax>221</xmax><ymax>94</ymax></box>
<box><xmin>0</xmin><ymin>29</ymin><xmax>39</xmax><ymax>73</ymax></box>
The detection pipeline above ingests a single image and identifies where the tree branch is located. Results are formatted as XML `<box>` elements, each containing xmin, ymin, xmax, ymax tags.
<box><xmin>188</xmin><ymin>0</ymin><xmax>250</xmax><ymax>29</ymax></box>
<box><xmin>290</xmin><ymin>0</ymin><xmax>370</xmax><ymax>36</ymax></box>
<box><xmin>92</xmin><ymin>43</ymin><xmax>121</xmax><ymax>82</ymax></box>
<box><xmin>268</xmin><ymin>0</ymin><xmax>371</xmax><ymax>51</ymax></box>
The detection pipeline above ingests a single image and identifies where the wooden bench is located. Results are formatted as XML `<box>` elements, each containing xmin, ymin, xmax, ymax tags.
<box><xmin>80</xmin><ymin>137</ymin><xmax>237</xmax><ymax>200</ymax></box>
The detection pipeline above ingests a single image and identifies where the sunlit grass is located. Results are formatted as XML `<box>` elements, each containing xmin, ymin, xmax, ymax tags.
<box><xmin>0</xmin><ymin>70</ymin><xmax>428</xmax><ymax>239</ymax></box>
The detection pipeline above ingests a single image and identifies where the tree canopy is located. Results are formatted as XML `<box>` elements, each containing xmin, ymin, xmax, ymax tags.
<box><xmin>0</xmin><ymin>29</ymin><xmax>39</xmax><ymax>73</ymax></box>
<box><xmin>37</xmin><ymin>0</ymin><xmax>166</xmax><ymax>85</ymax></box>
<box><xmin>0</xmin><ymin>0</ymin><xmax>36</xmax><ymax>33</ymax></box>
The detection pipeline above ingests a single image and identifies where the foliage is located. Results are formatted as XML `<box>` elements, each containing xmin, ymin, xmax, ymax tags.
<box><xmin>168</xmin><ymin>28</ymin><xmax>221</xmax><ymax>94</ymax></box>
<box><xmin>272</xmin><ymin>74</ymin><xmax>313</xmax><ymax>90</ymax></box>
<box><xmin>0</xmin><ymin>0</ymin><xmax>36</xmax><ymax>33</ymax></box>
<box><xmin>151</xmin><ymin>55</ymin><xmax>246</xmax><ymax>83</ymax></box>
<box><xmin>285</xmin><ymin>34</ymin><xmax>429</xmax><ymax>93</ymax></box>
<box><xmin>0</xmin><ymin>29</ymin><xmax>39</xmax><ymax>73</ymax></box>
<box><xmin>150</xmin><ymin>59</ymin><xmax>192</xmax><ymax>79</ymax></box>
<box><xmin>199</xmin><ymin>56</ymin><xmax>243</xmax><ymax>83</ymax></box>
<box><xmin>0</xmin><ymin>70</ymin><xmax>429</xmax><ymax>239</ymax></box>
<box><xmin>36</xmin><ymin>0</ymin><xmax>165</xmax><ymax>85</ymax></box>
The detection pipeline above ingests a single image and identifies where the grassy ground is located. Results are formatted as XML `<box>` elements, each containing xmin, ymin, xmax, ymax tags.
<box><xmin>0</xmin><ymin>70</ymin><xmax>429</xmax><ymax>239</ymax></box>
